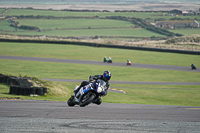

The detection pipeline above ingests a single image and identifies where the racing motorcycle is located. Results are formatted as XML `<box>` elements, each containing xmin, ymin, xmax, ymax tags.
<box><xmin>126</xmin><ymin>61</ymin><xmax>131</xmax><ymax>66</ymax></box>
<box><xmin>67</xmin><ymin>79</ymin><xmax>107</xmax><ymax>107</ymax></box>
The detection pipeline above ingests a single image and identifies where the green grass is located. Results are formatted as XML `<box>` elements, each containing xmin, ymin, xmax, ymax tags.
<box><xmin>0</xmin><ymin>42</ymin><xmax>200</xmax><ymax>66</ymax></box>
<box><xmin>1</xmin><ymin>82</ymin><xmax>199</xmax><ymax>106</ymax></box>
<box><xmin>0</xmin><ymin>20</ymin><xmax>15</xmax><ymax>31</ymax></box>
<box><xmin>0</xmin><ymin>8</ymin><xmax>6</xmax><ymax>14</ymax></box>
<box><xmin>169</xmin><ymin>28</ymin><xmax>200</xmax><ymax>36</ymax></box>
<box><xmin>1</xmin><ymin>58</ymin><xmax>200</xmax><ymax>82</ymax></box>
<box><xmin>11</xmin><ymin>28</ymin><xmax>163</xmax><ymax>37</ymax></box>
<box><xmin>16</xmin><ymin>19</ymin><xmax>135</xmax><ymax>29</ymax></box>
<box><xmin>0</xmin><ymin>20</ymin><xmax>25</xmax><ymax>31</ymax></box>
<box><xmin>6</xmin><ymin>28</ymin><xmax>164</xmax><ymax>37</ymax></box>
<box><xmin>0</xmin><ymin>18</ymin><xmax>165</xmax><ymax>37</ymax></box>
<box><xmin>103</xmin><ymin>84</ymin><xmax>200</xmax><ymax>106</ymax></box>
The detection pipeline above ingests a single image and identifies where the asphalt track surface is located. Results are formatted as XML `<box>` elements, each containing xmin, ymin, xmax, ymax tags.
<box><xmin>1</xmin><ymin>55</ymin><xmax>200</xmax><ymax>72</ymax></box>
<box><xmin>1</xmin><ymin>100</ymin><xmax>200</xmax><ymax>133</ymax></box>
<box><xmin>1</xmin><ymin>55</ymin><xmax>200</xmax><ymax>132</ymax></box>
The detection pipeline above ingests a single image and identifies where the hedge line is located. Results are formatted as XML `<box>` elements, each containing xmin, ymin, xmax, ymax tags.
<box><xmin>0</xmin><ymin>38</ymin><xmax>200</xmax><ymax>55</ymax></box>
<box><xmin>9</xmin><ymin>19</ymin><xmax>40</xmax><ymax>31</ymax></box>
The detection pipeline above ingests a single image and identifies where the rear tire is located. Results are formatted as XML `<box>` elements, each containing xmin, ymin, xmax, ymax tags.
<box><xmin>79</xmin><ymin>93</ymin><xmax>96</xmax><ymax>107</ymax></box>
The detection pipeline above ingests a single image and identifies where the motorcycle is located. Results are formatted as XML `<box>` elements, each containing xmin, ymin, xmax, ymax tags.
<box><xmin>67</xmin><ymin>79</ymin><xmax>107</xmax><ymax>107</ymax></box>
<box><xmin>191</xmin><ymin>64</ymin><xmax>197</xmax><ymax>70</ymax></box>
<box><xmin>103</xmin><ymin>57</ymin><xmax>112</xmax><ymax>63</ymax></box>
<box><xmin>127</xmin><ymin>61</ymin><xmax>131</xmax><ymax>66</ymax></box>
<box><xmin>107</xmin><ymin>59</ymin><xmax>112</xmax><ymax>63</ymax></box>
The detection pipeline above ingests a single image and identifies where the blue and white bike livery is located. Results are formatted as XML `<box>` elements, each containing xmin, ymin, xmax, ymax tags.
<box><xmin>67</xmin><ymin>79</ymin><xmax>107</xmax><ymax>107</ymax></box>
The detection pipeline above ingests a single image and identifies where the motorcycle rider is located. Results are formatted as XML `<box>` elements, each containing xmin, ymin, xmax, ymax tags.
<box><xmin>103</xmin><ymin>56</ymin><xmax>108</xmax><ymax>62</ymax></box>
<box><xmin>127</xmin><ymin>59</ymin><xmax>131</xmax><ymax>63</ymax></box>
<box><xmin>73</xmin><ymin>70</ymin><xmax>111</xmax><ymax>105</ymax></box>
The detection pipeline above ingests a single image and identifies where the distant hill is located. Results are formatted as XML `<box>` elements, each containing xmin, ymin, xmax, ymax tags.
<box><xmin>0</xmin><ymin>0</ymin><xmax>200</xmax><ymax>4</ymax></box>
<box><xmin>0</xmin><ymin>0</ymin><xmax>199</xmax><ymax>11</ymax></box>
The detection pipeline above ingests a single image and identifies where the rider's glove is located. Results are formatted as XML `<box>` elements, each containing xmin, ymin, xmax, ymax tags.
<box><xmin>89</xmin><ymin>75</ymin><xmax>94</xmax><ymax>82</ymax></box>
<box><xmin>93</xmin><ymin>76</ymin><xmax>98</xmax><ymax>80</ymax></box>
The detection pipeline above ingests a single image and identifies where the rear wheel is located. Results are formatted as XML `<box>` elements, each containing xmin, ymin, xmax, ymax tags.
<box><xmin>79</xmin><ymin>92</ymin><xmax>96</xmax><ymax>107</ymax></box>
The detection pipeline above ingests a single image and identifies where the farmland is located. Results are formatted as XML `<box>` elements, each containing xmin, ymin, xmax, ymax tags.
<box><xmin>12</xmin><ymin>19</ymin><xmax>135</xmax><ymax>30</ymax></box>
<box><xmin>0</xmin><ymin>9</ymin><xmax>200</xmax><ymax>39</ymax></box>
<box><xmin>0</xmin><ymin>8</ymin><xmax>200</xmax><ymax>51</ymax></box>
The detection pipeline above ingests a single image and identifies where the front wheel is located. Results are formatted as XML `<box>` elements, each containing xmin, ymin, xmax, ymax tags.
<box><xmin>67</xmin><ymin>96</ymin><xmax>76</xmax><ymax>107</ymax></box>
<box><xmin>79</xmin><ymin>92</ymin><xmax>96</xmax><ymax>107</ymax></box>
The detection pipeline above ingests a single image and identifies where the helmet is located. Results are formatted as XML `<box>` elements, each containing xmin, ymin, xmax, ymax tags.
<box><xmin>103</xmin><ymin>70</ymin><xmax>111</xmax><ymax>81</ymax></box>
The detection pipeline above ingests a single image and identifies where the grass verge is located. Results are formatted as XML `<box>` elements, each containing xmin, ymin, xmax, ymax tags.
<box><xmin>103</xmin><ymin>84</ymin><xmax>200</xmax><ymax>106</ymax></box>
<box><xmin>1</xmin><ymin>82</ymin><xmax>199</xmax><ymax>106</ymax></box>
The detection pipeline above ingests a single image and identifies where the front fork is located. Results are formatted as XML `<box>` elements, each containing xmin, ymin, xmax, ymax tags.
<box><xmin>74</xmin><ymin>87</ymin><xmax>85</xmax><ymax>103</ymax></box>
<box><xmin>74</xmin><ymin>83</ymin><xmax>93</xmax><ymax>103</ymax></box>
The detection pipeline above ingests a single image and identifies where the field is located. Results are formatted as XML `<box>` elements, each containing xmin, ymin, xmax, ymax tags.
<box><xmin>1</xmin><ymin>9</ymin><xmax>200</xmax><ymax>37</ymax></box>
<box><xmin>0</xmin><ymin>42</ymin><xmax>200</xmax><ymax>106</ymax></box>
<box><xmin>1</xmin><ymin>8</ymin><xmax>200</xmax><ymax>52</ymax></box>
<box><xmin>0</xmin><ymin>5</ymin><xmax>200</xmax><ymax>106</ymax></box>
<box><xmin>4</xmin><ymin>8</ymin><xmax>200</xmax><ymax>20</ymax></box>
<box><xmin>169</xmin><ymin>29</ymin><xmax>200</xmax><ymax>36</ymax></box>
<box><xmin>15</xmin><ymin>19</ymin><xmax>135</xmax><ymax>29</ymax></box>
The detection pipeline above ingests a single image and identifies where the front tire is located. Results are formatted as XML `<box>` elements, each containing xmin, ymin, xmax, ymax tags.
<box><xmin>67</xmin><ymin>96</ymin><xmax>76</xmax><ymax>107</ymax></box>
<box><xmin>79</xmin><ymin>92</ymin><xmax>96</xmax><ymax>107</ymax></box>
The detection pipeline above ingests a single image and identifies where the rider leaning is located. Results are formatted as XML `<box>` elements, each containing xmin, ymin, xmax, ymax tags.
<box><xmin>74</xmin><ymin>70</ymin><xmax>111</xmax><ymax>105</ymax></box>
